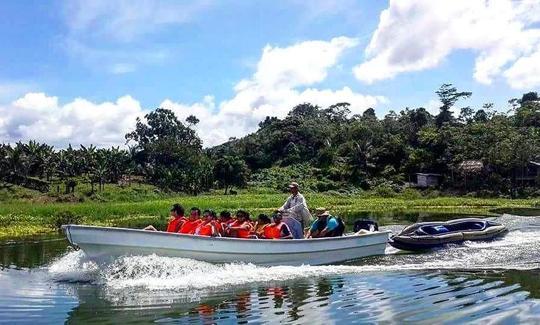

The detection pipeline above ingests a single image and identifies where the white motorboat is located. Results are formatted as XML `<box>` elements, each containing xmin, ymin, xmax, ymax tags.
<box><xmin>62</xmin><ymin>225</ymin><xmax>390</xmax><ymax>266</ymax></box>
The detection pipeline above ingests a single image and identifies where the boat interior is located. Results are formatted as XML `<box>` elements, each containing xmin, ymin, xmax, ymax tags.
<box><xmin>418</xmin><ymin>221</ymin><xmax>487</xmax><ymax>235</ymax></box>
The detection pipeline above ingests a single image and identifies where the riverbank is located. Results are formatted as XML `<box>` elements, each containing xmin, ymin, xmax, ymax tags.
<box><xmin>1</xmin><ymin>193</ymin><xmax>539</xmax><ymax>240</ymax></box>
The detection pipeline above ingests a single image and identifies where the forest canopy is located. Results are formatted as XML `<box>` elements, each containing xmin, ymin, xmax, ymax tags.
<box><xmin>1</xmin><ymin>84</ymin><xmax>540</xmax><ymax>197</ymax></box>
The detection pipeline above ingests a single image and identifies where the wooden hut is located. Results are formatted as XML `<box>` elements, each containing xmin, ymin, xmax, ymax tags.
<box><xmin>515</xmin><ymin>161</ymin><xmax>540</xmax><ymax>185</ymax></box>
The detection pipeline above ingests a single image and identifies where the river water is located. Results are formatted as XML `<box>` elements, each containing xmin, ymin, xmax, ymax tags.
<box><xmin>1</xmin><ymin>214</ymin><xmax>539</xmax><ymax>324</ymax></box>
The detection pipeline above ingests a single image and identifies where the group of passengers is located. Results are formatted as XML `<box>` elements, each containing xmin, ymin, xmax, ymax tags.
<box><xmin>144</xmin><ymin>205</ymin><xmax>294</xmax><ymax>239</ymax></box>
<box><xmin>144</xmin><ymin>181</ymin><xmax>345</xmax><ymax>239</ymax></box>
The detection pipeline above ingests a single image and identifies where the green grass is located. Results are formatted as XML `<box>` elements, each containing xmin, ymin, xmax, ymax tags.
<box><xmin>1</xmin><ymin>191</ymin><xmax>539</xmax><ymax>240</ymax></box>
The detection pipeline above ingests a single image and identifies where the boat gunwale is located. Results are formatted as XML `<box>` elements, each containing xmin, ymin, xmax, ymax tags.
<box><xmin>63</xmin><ymin>224</ymin><xmax>390</xmax><ymax>244</ymax></box>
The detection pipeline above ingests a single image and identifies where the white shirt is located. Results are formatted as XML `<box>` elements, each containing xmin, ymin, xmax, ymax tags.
<box><xmin>280</xmin><ymin>193</ymin><xmax>312</xmax><ymax>227</ymax></box>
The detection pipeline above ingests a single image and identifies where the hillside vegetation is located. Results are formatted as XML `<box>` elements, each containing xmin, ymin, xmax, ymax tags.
<box><xmin>1</xmin><ymin>84</ymin><xmax>540</xmax><ymax>199</ymax></box>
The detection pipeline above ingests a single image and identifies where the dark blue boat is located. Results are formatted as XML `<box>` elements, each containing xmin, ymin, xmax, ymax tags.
<box><xmin>389</xmin><ymin>218</ymin><xmax>508</xmax><ymax>251</ymax></box>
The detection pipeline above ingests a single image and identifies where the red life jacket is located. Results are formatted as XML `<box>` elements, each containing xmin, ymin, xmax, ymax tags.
<box><xmin>264</xmin><ymin>222</ymin><xmax>283</xmax><ymax>239</ymax></box>
<box><xmin>229</xmin><ymin>219</ymin><xmax>241</xmax><ymax>228</ymax></box>
<box><xmin>236</xmin><ymin>221</ymin><xmax>253</xmax><ymax>239</ymax></box>
<box><xmin>195</xmin><ymin>221</ymin><xmax>216</xmax><ymax>236</ymax></box>
<box><xmin>166</xmin><ymin>217</ymin><xmax>186</xmax><ymax>232</ymax></box>
<box><xmin>178</xmin><ymin>219</ymin><xmax>201</xmax><ymax>234</ymax></box>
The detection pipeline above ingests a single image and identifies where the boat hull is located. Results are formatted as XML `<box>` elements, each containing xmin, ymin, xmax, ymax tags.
<box><xmin>63</xmin><ymin>225</ymin><xmax>390</xmax><ymax>266</ymax></box>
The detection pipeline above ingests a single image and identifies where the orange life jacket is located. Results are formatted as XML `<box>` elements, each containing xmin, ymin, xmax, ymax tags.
<box><xmin>195</xmin><ymin>221</ymin><xmax>215</xmax><ymax>236</ymax></box>
<box><xmin>264</xmin><ymin>222</ymin><xmax>284</xmax><ymax>239</ymax></box>
<box><xmin>166</xmin><ymin>217</ymin><xmax>186</xmax><ymax>232</ymax></box>
<box><xmin>254</xmin><ymin>223</ymin><xmax>268</xmax><ymax>237</ymax></box>
<box><xmin>178</xmin><ymin>219</ymin><xmax>201</xmax><ymax>234</ymax></box>
<box><xmin>236</xmin><ymin>221</ymin><xmax>253</xmax><ymax>239</ymax></box>
<box><xmin>229</xmin><ymin>219</ymin><xmax>241</xmax><ymax>228</ymax></box>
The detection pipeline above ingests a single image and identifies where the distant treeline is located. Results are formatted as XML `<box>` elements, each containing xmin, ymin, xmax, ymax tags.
<box><xmin>211</xmin><ymin>84</ymin><xmax>540</xmax><ymax>197</ymax></box>
<box><xmin>1</xmin><ymin>84</ymin><xmax>540</xmax><ymax>197</ymax></box>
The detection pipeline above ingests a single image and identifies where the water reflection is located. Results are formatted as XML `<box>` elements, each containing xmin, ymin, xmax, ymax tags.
<box><xmin>0</xmin><ymin>213</ymin><xmax>539</xmax><ymax>323</ymax></box>
<box><xmin>0</xmin><ymin>236</ymin><xmax>67</xmax><ymax>269</ymax></box>
<box><xmin>52</xmin><ymin>270</ymin><xmax>540</xmax><ymax>324</ymax></box>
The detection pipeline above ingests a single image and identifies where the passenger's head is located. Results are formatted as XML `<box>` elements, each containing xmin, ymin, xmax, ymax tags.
<box><xmin>203</xmin><ymin>209</ymin><xmax>216</xmax><ymax>221</ymax></box>
<box><xmin>315</xmin><ymin>207</ymin><xmax>329</xmax><ymax>220</ymax></box>
<box><xmin>190</xmin><ymin>207</ymin><xmax>201</xmax><ymax>220</ymax></box>
<box><xmin>170</xmin><ymin>203</ymin><xmax>185</xmax><ymax>217</ymax></box>
<box><xmin>219</xmin><ymin>210</ymin><xmax>232</xmax><ymax>221</ymax></box>
<box><xmin>236</xmin><ymin>210</ymin><xmax>250</xmax><ymax>222</ymax></box>
<box><xmin>257</xmin><ymin>214</ymin><xmax>271</xmax><ymax>224</ymax></box>
<box><xmin>272</xmin><ymin>213</ymin><xmax>283</xmax><ymax>223</ymax></box>
<box><xmin>288</xmin><ymin>182</ymin><xmax>299</xmax><ymax>195</ymax></box>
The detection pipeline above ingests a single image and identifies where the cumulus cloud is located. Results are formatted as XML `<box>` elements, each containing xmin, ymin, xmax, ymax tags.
<box><xmin>0</xmin><ymin>93</ymin><xmax>143</xmax><ymax>148</ymax></box>
<box><xmin>1</xmin><ymin>37</ymin><xmax>385</xmax><ymax>148</ymax></box>
<box><xmin>162</xmin><ymin>37</ymin><xmax>385</xmax><ymax>146</ymax></box>
<box><xmin>354</xmin><ymin>0</ymin><xmax>540</xmax><ymax>89</ymax></box>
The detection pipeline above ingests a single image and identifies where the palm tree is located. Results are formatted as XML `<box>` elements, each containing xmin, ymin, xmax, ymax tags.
<box><xmin>80</xmin><ymin>144</ymin><xmax>98</xmax><ymax>193</ymax></box>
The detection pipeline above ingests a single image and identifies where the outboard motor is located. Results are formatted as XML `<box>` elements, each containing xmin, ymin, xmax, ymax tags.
<box><xmin>353</xmin><ymin>219</ymin><xmax>379</xmax><ymax>232</ymax></box>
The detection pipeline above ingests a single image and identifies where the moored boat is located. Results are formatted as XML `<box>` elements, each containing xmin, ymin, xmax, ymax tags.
<box><xmin>389</xmin><ymin>218</ymin><xmax>508</xmax><ymax>251</ymax></box>
<box><xmin>62</xmin><ymin>225</ymin><xmax>390</xmax><ymax>266</ymax></box>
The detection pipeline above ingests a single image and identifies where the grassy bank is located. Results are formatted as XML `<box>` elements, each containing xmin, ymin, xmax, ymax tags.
<box><xmin>1</xmin><ymin>192</ymin><xmax>539</xmax><ymax>240</ymax></box>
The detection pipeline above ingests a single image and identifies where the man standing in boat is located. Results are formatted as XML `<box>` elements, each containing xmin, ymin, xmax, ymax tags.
<box><xmin>278</xmin><ymin>182</ymin><xmax>312</xmax><ymax>230</ymax></box>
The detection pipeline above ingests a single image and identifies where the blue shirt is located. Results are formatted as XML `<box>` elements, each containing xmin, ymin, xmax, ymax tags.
<box><xmin>310</xmin><ymin>216</ymin><xmax>339</xmax><ymax>232</ymax></box>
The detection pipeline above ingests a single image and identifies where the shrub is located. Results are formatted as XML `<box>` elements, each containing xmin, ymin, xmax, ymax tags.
<box><xmin>50</xmin><ymin>211</ymin><xmax>83</xmax><ymax>230</ymax></box>
<box><xmin>424</xmin><ymin>189</ymin><xmax>441</xmax><ymax>198</ymax></box>
<box><xmin>401</xmin><ymin>188</ymin><xmax>421</xmax><ymax>200</ymax></box>
<box><xmin>372</xmin><ymin>183</ymin><xmax>396</xmax><ymax>198</ymax></box>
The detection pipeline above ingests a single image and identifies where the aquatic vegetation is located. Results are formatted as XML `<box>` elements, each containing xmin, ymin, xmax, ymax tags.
<box><xmin>0</xmin><ymin>193</ymin><xmax>538</xmax><ymax>240</ymax></box>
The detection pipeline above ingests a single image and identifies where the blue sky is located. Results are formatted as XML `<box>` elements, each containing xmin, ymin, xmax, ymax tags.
<box><xmin>1</xmin><ymin>0</ymin><xmax>539</xmax><ymax>147</ymax></box>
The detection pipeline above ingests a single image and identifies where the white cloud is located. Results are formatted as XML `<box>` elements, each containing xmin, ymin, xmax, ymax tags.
<box><xmin>64</xmin><ymin>0</ymin><xmax>212</xmax><ymax>42</ymax></box>
<box><xmin>110</xmin><ymin>63</ymin><xmax>137</xmax><ymax>75</ymax></box>
<box><xmin>503</xmin><ymin>46</ymin><xmax>540</xmax><ymax>89</ymax></box>
<box><xmin>0</xmin><ymin>93</ymin><xmax>143</xmax><ymax>148</ymax></box>
<box><xmin>1</xmin><ymin>37</ymin><xmax>385</xmax><ymax>148</ymax></box>
<box><xmin>354</xmin><ymin>0</ymin><xmax>540</xmax><ymax>89</ymax></box>
<box><xmin>254</xmin><ymin>37</ymin><xmax>359</xmax><ymax>88</ymax></box>
<box><xmin>162</xmin><ymin>37</ymin><xmax>385</xmax><ymax>146</ymax></box>
<box><xmin>61</xmin><ymin>0</ymin><xmax>211</xmax><ymax>74</ymax></box>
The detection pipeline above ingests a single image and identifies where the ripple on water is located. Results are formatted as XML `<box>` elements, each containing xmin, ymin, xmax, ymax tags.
<box><xmin>1</xmin><ymin>214</ymin><xmax>540</xmax><ymax>323</ymax></box>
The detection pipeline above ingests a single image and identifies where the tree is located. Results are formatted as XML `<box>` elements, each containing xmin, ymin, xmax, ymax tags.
<box><xmin>125</xmin><ymin>108</ymin><xmax>210</xmax><ymax>192</ymax></box>
<box><xmin>520</xmin><ymin>92</ymin><xmax>538</xmax><ymax>103</ymax></box>
<box><xmin>186</xmin><ymin>115</ymin><xmax>200</xmax><ymax>127</ymax></box>
<box><xmin>515</xmin><ymin>97</ymin><xmax>540</xmax><ymax>127</ymax></box>
<box><xmin>362</xmin><ymin>108</ymin><xmax>377</xmax><ymax>120</ymax></box>
<box><xmin>288</xmin><ymin>103</ymin><xmax>320</xmax><ymax>119</ymax></box>
<box><xmin>473</xmin><ymin>109</ymin><xmax>488</xmax><ymax>123</ymax></box>
<box><xmin>324</xmin><ymin>102</ymin><xmax>351</xmax><ymax>122</ymax></box>
<box><xmin>458</xmin><ymin>106</ymin><xmax>474</xmax><ymax>124</ymax></box>
<box><xmin>435</xmin><ymin>84</ymin><xmax>472</xmax><ymax>128</ymax></box>
<box><xmin>258</xmin><ymin>116</ymin><xmax>278</xmax><ymax>129</ymax></box>
<box><xmin>214</xmin><ymin>155</ymin><xmax>250</xmax><ymax>194</ymax></box>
